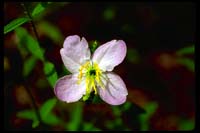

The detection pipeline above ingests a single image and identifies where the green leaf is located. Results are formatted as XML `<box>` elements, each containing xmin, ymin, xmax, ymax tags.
<box><xmin>40</xmin><ymin>98</ymin><xmax>61</xmax><ymax>126</ymax></box>
<box><xmin>177</xmin><ymin>58</ymin><xmax>194</xmax><ymax>72</ymax></box>
<box><xmin>4</xmin><ymin>17</ymin><xmax>30</xmax><ymax>34</ymax></box>
<box><xmin>32</xmin><ymin>3</ymin><xmax>45</xmax><ymax>17</ymax></box>
<box><xmin>43</xmin><ymin>61</ymin><xmax>58</xmax><ymax>88</ymax></box>
<box><xmin>179</xmin><ymin>119</ymin><xmax>194</xmax><ymax>130</ymax></box>
<box><xmin>17</xmin><ymin>110</ymin><xmax>36</xmax><ymax>120</ymax></box>
<box><xmin>176</xmin><ymin>45</ymin><xmax>194</xmax><ymax>56</ymax></box>
<box><xmin>15</xmin><ymin>27</ymin><xmax>45</xmax><ymax>61</ymax></box>
<box><xmin>38</xmin><ymin>21</ymin><xmax>64</xmax><ymax>44</ymax></box>
<box><xmin>42</xmin><ymin>112</ymin><xmax>62</xmax><ymax>126</ymax></box>
<box><xmin>32</xmin><ymin>120</ymin><xmax>40</xmax><ymax>128</ymax></box>
<box><xmin>16</xmin><ymin>110</ymin><xmax>40</xmax><ymax>128</ymax></box>
<box><xmin>82</xmin><ymin>122</ymin><xmax>101</xmax><ymax>131</ymax></box>
<box><xmin>17</xmin><ymin>39</ymin><xmax>29</xmax><ymax>58</ymax></box>
<box><xmin>66</xmin><ymin>103</ymin><xmax>83</xmax><ymax>131</ymax></box>
<box><xmin>139</xmin><ymin>102</ymin><xmax>158</xmax><ymax>131</ymax></box>
<box><xmin>40</xmin><ymin>98</ymin><xmax>57</xmax><ymax>119</ymax></box>
<box><xmin>23</xmin><ymin>56</ymin><xmax>37</xmax><ymax>77</ymax></box>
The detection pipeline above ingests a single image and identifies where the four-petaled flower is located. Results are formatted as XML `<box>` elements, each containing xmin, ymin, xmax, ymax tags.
<box><xmin>54</xmin><ymin>35</ymin><xmax>128</xmax><ymax>105</ymax></box>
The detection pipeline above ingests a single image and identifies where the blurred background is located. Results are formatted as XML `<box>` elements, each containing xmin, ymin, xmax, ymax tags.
<box><xmin>4</xmin><ymin>2</ymin><xmax>195</xmax><ymax>131</ymax></box>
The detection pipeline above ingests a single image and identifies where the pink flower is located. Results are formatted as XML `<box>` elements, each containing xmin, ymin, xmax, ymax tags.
<box><xmin>54</xmin><ymin>35</ymin><xmax>128</xmax><ymax>105</ymax></box>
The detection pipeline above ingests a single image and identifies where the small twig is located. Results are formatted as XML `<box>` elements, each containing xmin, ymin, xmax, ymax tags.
<box><xmin>21</xmin><ymin>2</ymin><xmax>41</xmax><ymax>47</ymax></box>
<box><xmin>24</xmin><ymin>82</ymin><xmax>43</xmax><ymax>123</ymax></box>
<box><xmin>20</xmin><ymin>2</ymin><xmax>43</xmax><ymax>125</ymax></box>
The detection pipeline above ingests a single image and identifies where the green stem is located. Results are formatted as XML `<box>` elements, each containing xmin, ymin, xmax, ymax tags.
<box><xmin>21</xmin><ymin>3</ymin><xmax>41</xmax><ymax>46</ymax></box>
<box><xmin>20</xmin><ymin>2</ymin><xmax>43</xmax><ymax>125</ymax></box>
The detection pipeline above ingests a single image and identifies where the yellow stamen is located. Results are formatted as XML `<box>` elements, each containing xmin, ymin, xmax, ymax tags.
<box><xmin>77</xmin><ymin>61</ymin><xmax>105</xmax><ymax>99</ymax></box>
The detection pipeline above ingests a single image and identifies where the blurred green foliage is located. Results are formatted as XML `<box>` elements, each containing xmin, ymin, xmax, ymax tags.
<box><xmin>15</xmin><ymin>26</ymin><xmax>59</xmax><ymax>87</ymax></box>
<box><xmin>126</xmin><ymin>48</ymin><xmax>140</xmax><ymax>64</ymax></box>
<box><xmin>103</xmin><ymin>7</ymin><xmax>116</xmax><ymax>21</ymax></box>
<box><xmin>15</xmin><ymin>27</ymin><xmax>45</xmax><ymax>61</ymax></box>
<box><xmin>178</xmin><ymin>118</ymin><xmax>195</xmax><ymax>130</ymax></box>
<box><xmin>4</xmin><ymin>2</ymin><xmax>51</xmax><ymax>34</ymax></box>
<box><xmin>176</xmin><ymin>45</ymin><xmax>194</xmax><ymax>56</ymax></box>
<box><xmin>17</xmin><ymin>110</ymin><xmax>39</xmax><ymax>128</ymax></box>
<box><xmin>31</xmin><ymin>3</ymin><xmax>46</xmax><ymax>17</ymax></box>
<box><xmin>43</xmin><ymin>61</ymin><xmax>58</xmax><ymax>88</ymax></box>
<box><xmin>40</xmin><ymin>98</ymin><xmax>57</xmax><ymax>119</ymax></box>
<box><xmin>23</xmin><ymin>55</ymin><xmax>37</xmax><ymax>77</ymax></box>
<box><xmin>38</xmin><ymin>21</ymin><xmax>64</xmax><ymax>45</ymax></box>
<box><xmin>66</xmin><ymin>103</ymin><xmax>83</xmax><ymax>130</ymax></box>
<box><xmin>177</xmin><ymin>58</ymin><xmax>194</xmax><ymax>72</ymax></box>
<box><xmin>82</xmin><ymin>122</ymin><xmax>101</xmax><ymax>131</ymax></box>
<box><xmin>176</xmin><ymin>45</ymin><xmax>194</xmax><ymax>72</ymax></box>
<box><xmin>17</xmin><ymin>98</ymin><xmax>61</xmax><ymax>128</ymax></box>
<box><xmin>139</xmin><ymin>102</ymin><xmax>158</xmax><ymax>131</ymax></box>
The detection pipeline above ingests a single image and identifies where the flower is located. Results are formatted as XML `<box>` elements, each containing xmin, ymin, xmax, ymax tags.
<box><xmin>54</xmin><ymin>35</ymin><xmax>128</xmax><ymax>105</ymax></box>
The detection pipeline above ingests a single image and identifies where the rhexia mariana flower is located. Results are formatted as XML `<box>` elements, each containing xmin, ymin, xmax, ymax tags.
<box><xmin>54</xmin><ymin>35</ymin><xmax>128</xmax><ymax>105</ymax></box>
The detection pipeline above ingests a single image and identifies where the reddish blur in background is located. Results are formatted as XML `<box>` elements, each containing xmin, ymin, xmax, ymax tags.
<box><xmin>4</xmin><ymin>2</ymin><xmax>195</xmax><ymax>131</ymax></box>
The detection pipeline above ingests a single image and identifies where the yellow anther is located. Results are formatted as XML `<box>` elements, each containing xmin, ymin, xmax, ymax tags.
<box><xmin>77</xmin><ymin>61</ymin><xmax>104</xmax><ymax>97</ymax></box>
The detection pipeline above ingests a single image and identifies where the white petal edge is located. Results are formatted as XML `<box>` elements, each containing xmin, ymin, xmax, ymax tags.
<box><xmin>92</xmin><ymin>40</ymin><xmax>127</xmax><ymax>72</ymax></box>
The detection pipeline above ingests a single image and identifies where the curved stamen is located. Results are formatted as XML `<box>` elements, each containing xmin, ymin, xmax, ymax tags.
<box><xmin>77</xmin><ymin>61</ymin><xmax>105</xmax><ymax>97</ymax></box>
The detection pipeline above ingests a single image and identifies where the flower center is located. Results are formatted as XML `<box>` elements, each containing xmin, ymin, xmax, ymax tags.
<box><xmin>89</xmin><ymin>69</ymin><xmax>96</xmax><ymax>76</ymax></box>
<box><xmin>77</xmin><ymin>61</ymin><xmax>104</xmax><ymax>99</ymax></box>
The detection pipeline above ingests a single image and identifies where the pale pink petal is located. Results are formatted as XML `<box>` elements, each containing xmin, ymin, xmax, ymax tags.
<box><xmin>54</xmin><ymin>74</ymin><xmax>86</xmax><ymax>103</ymax></box>
<box><xmin>97</xmin><ymin>72</ymin><xmax>128</xmax><ymax>105</ymax></box>
<box><xmin>92</xmin><ymin>40</ymin><xmax>127</xmax><ymax>71</ymax></box>
<box><xmin>61</xmin><ymin>35</ymin><xmax>91</xmax><ymax>73</ymax></box>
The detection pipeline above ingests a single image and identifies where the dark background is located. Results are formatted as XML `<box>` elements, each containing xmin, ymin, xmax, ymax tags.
<box><xmin>4</xmin><ymin>2</ymin><xmax>195</xmax><ymax>131</ymax></box>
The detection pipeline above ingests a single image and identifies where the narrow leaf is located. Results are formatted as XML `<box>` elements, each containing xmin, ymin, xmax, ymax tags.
<box><xmin>176</xmin><ymin>45</ymin><xmax>194</xmax><ymax>56</ymax></box>
<box><xmin>16</xmin><ymin>110</ymin><xmax>40</xmax><ymax>128</ymax></box>
<box><xmin>32</xmin><ymin>3</ymin><xmax>45</xmax><ymax>17</ymax></box>
<box><xmin>40</xmin><ymin>98</ymin><xmax>57</xmax><ymax>119</ymax></box>
<box><xmin>4</xmin><ymin>17</ymin><xmax>30</xmax><ymax>34</ymax></box>
<box><xmin>139</xmin><ymin>102</ymin><xmax>158</xmax><ymax>131</ymax></box>
<box><xmin>23</xmin><ymin>56</ymin><xmax>37</xmax><ymax>77</ymax></box>
<box><xmin>42</xmin><ymin>112</ymin><xmax>62</xmax><ymax>126</ymax></box>
<box><xmin>17</xmin><ymin>110</ymin><xmax>37</xmax><ymax>120</ymax></box>
<box><xmin>177</xmin><ymin>58</ymin><xmax>194</xmax><ymax>72</ymax></box>
<box><xmin>15</xmin><ymin>27</ymin><xmax>45</xmax><ymax>61</ymax></box>
<box><xmin>66</xmin><ymin>103</ymin><xmax>83</xmax><ymax>130</ymax></box>
<box><xmin>43</xmin><ymin>61</ymin><xmax>58</xmax><ymax>88</ymax></box>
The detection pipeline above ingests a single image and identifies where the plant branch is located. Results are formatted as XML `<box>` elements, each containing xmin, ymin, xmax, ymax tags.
<box><xmin>21</xmin><ymin>2</ymin><xmax>41</xmax><ymax>48</ymax></box>
<box><xmin>20</xmin><ymin>2</ymin><xmax>43</xmax><ymax>125</ymax></box>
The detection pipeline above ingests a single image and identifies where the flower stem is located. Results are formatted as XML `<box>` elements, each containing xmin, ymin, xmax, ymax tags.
<box><xmin>20</xmin><ymin>2</ymin><xmax>43</xmax><ymax>125</ymax></box>
<box><xmin>24</xmin><ymin>83</ymin><xmax>42</xmax><ymax>124</ymax></box>
<box><xmin>21</xmin><ymin>2</ymin><xmax>41</xmax><ymax>47</ymax></box>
